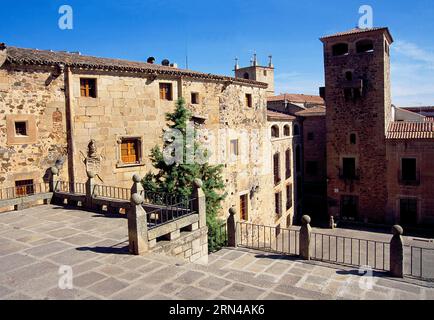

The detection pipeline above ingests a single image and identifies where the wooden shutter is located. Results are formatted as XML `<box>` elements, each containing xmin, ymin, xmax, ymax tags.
<box><xmin>121</xmin><ymin>140</ymin><xmax>139</xmax><ymax>164</ymax></box>
<box><xmin>240</xmin><ymin>195</ymin><xmax>248</xmax><ymax>221</ymax></box>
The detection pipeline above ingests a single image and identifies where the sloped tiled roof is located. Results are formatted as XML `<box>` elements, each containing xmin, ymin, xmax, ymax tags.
<box><xmin>386</xmin><ymin>121</ymin><xmax>434</xmax><ymax>140</ymax></box>
<box><xmin>320</xmin><ymin>27</ymin><xmax>393</xmax><ymax>43</ymax></box>
<box><xmin>267</xmin><ymin>110</ymin><xmax>296</xmax><ymax>122</ymax></box>
<box><xmin>3</xmin><ymin>46</ymin><xmax>267</xmax><ymax>87</ymax></box>
<box><xmin>295</xmin><ymin>106</ymin><xmax>326</xmax><ymax>117</ymax></box>
<box><xmin>267</xmin><ymin>93</ymin><xmax>324</xmax><ymax>105</ymax></box>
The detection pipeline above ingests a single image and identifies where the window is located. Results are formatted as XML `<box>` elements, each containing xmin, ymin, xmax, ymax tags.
<box><xmin>356</xmin><ymin>39</ymin><xmax>374</xmax><ymax>53</ymax></box>
<box><xmin>271</xmin><ymin>125</ymin><xmax>279</xmax><ymax>138</ymax></box>
<box><xmin>240</xmin><ymin>194</ymin><xmax>248</xmax><ymax>221</ymax></box>
<box><xmin>285</xmin><ymin>149</ymin><xmax>291</xmax><ymax>179</ymax></box>
<box><xmin>80</xmin><ymin>78</ymin><xmax>97</xmax><ymax>98</ymax></box>
<box><xmin>345</xmin><ymin>71</ymin><xmax>353</xmax><ymax>81</ymax></box>
<box><xmin>350</xmin><ymin>133</ymin><xmax>357</xmax><ymax>145</ymax></box>
<box><xmin>286</xmin><ymin>184</ymin><xmax>293</xmax><ymax>210</ymax></box>
<box><xmin>284</xmin><ymin>125</ymin><xmax>290</xmax><ymax>136</ymax></box>
<box><xmin>293</xmin><ymin>124</ymin><xmax>300</xmax><ymax>136</ymax></box>
<box><xmin>273</xmin><ymin>153</ymin><xmax>281</xmax><ymax>185</ymax></box>
<box><xmin>245</xmin><ymin>94</ymin><xmax>252</xmax><ymax>108</ymax></box>
<box><xmin>332</xmin><ymin>43</ymin><xmax>349</xmax><ymax>56</ymax></box>
<box><xmin>344</xmin><ymin>88</ymin><xmax>353</xmax><ymax>101</ymax></box>
<box><xmin>120</xmin><ymin>138</ymin><xmax>141</xmax><ymax>164</ymax></box>
<box><xmin>275</xmin><ymin>192</ymin><xmax>282</xmax><ymax>216</ymax></box>
<box><xmin>243</xmin><ymin>72</ymin><xmax>249</xmax><ymax>80</ymax></box>
<box><xmin>400</xmin><ymin>199</ymin><xmax>418</xmax><ymax>225</ymax></box>
<box><xmin>342</xmin><ymin>157</ymin><xmax>356</xmax><ymax>179</ymax></box>
<box><xmin>307</xmin><ymin>132</ymin><xmax>314</xmax><ymax>141</ymax></box>
<box><xmin>230</xmin><ymin>139</ymin><xmax>239</xmax><ymax>157</ymax></box>
<box><xmin>340</xmin><ymin>195</ymin><xmax>358</xmax><ymax>220</ymax></box>
<box><xmin>159</xmin><ymin>83</ymin><xmax>173</xmax><ymax>101</ymax></box>
<box><xmin>15</xmin><ymin>122</ymin><xmax>27</xmax><ymax>136</ymax></box>
<box><xmin>306</xmin><ymin>161</ymin><xmax>318</xmax><ymax>176</ymax></box>
<box><xmin>191</xmin><ymin>92</ymin><xmax>199</xmax><ymax>104</ymax></box>
<box><xmin>15</xmin><ymin>179</ymin><xmax>34</xmax><ymax>197</ymax></box>
<box><xmin>263</xmin><ymin>70</ymin><xmax>268</xmax><ymax>77</ymax></box>
<box><xmin>401</xmin><ymin>158</ymin><xmax>417</xmax><ymax>182</ymax></box>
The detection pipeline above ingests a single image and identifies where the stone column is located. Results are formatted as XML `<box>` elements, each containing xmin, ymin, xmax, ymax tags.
<box><xmin>299</xmin><ymin>215</ymin><xmax>312</xmax><ymax>260</ymax></box>
<box><xmin>227</xmin><ymin>207</ymin><xmax>237</xmax><ymax>247</ymax></box>
<box><xmin>390</xmin><ymin>225</ymin><xmax>404</xmax><ymax>278</ymax></box>
<box><xmin>131</xmin><ymin>174</ymin><xmax>144</xmax><ymax>195</ymax></box>
<box><xmin>193</xmin><ymin>179</ymin><xmax>206</xmax><ymax>229</ymax></box>
<box><xmin>128</xmin><ymin>192</ymin><xmax>148</xmax><ymax>255</ymax></box>
<box><xmin>85</xmin><ymin>170</ymin><xmax>96</xmax><ymax>209</ymax></box>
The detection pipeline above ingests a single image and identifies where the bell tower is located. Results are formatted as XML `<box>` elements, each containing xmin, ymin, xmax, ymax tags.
<box><xmin>234</xmin><ymin>54</ymin><xmax>275</xmax><ymax>96</ymax></box>
<box><xmin>321</xmin><ymin>27</ymin><xmax>394</xmax><ymax>223</ymax></box>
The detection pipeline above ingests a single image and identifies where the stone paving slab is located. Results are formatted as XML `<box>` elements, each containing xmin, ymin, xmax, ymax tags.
<box><xmin>0</xmin><ymin>205</ymin><xmax>433</xmax><ymax>300</ymax></box>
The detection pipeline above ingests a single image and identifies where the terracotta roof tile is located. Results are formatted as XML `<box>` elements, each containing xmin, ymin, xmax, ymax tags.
<box><xmin>267</xmin><ymin>110</ymin><xmax>296</xmax><ymax>121</ymax></box>
<box><xmin>386</xmin><ymin>121</ymin><xmax>434</xmax><ymax>140</ymax></box>
<box><xmin>4</xmin><ymin>46</ymin><xmax>267</xmax><ymax>87</ymax></box>
<box><xmin>320</xmin><ymin>27</ymin><xmax>393</xmax><ymax>42</ymax></box>
<box><xmin>267</xmin><ymin>93</ymin><xmax>324</xmax><ymax>105</ymax></box>
<box><xmin>295</xmin><ymin>106</ymin><xmax>326</xmax><ymax>117</ymax></box>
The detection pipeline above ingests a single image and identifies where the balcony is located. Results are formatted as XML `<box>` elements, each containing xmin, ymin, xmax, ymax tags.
<box><xmin>398</xmin><ymin>170</ymin><xmax>420</xmax><ymax>186</ymax></box>
<box><xmin>338</xmin><ymin>168</ymin><xmax>360</xmax><ymax>181</ymax></box>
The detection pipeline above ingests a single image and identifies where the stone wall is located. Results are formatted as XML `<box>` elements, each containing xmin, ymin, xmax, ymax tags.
<box><xmin>0</xmin><ymin>64</ymin><xmax>69</xmax><ymax>196</ymax></box>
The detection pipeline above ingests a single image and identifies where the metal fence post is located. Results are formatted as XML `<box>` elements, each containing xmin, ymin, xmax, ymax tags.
<box><xmin>127</xmin><ymin>192</ymin><xmax>148</xmax><ymax>255</ymax></box>
<box><xmin>299</xmin><ymin>215</ymin><xmax>312</xmax><ymax>260</ymax></box>
<box><xmin>390</xmin><ymin>225</ymin><xmax>404</xmax><ymax>278</ymax></box>
<box><xmin>227</xmin><ymin>207</ymin><xmax>237</xmax><ymax>247</ymax></box>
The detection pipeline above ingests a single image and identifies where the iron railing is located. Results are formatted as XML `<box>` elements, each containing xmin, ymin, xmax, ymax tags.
<box><xmin>0</xmin><ymin>182</ymin><xmax>50</xmax><ymax>200</ymax></box>
<box><xmin>146</xmin><ymin>195</ymin><xmax>197</xmax><ymax>230</ymax></box>
<box><xmin>56</xmin><ymin>181</ymin><xmax>86</xmax><ymax>194</ymax></box>
<box><xmin>93</xmin><ymin>185</ymin><xmax>131</xmax><ymax>200</ymax></box>
<box><xmin>209</xmin><ymin>221</ymin><xmax>228</xmax><ymax>253</ymax></box>
<box><xmin>406</xmin><ymin>246</ymin><xmax>434</xmax><ymax>280</ymax></box>
<box><xmin>311</xmin><ymin>232</ymin><xmax>390</xmax><ymax>271</ymax></box>
<box><xmin>238</xmin><ymin>222</ymin><xmax>299</xmax><ymax>256</ymax></box>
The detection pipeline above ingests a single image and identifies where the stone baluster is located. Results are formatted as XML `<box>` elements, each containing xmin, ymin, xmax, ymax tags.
<box><xmin>299</xmin><ymin>215</ymin><xmax>312</xmax><ymax>260</ymax></box>
<box><xmin>49</xmin><ymin>166</ymin><xmax>60</xmax><ymax>193</ymax></box>
<box><xmin>128</xmin><ymin>188</ymin><xmax>148</xmax><ymax>255</ymax></box>
<box><xmin>227</xmin><ymin>207</ymin><xmax>237</xmax><ymax>248</ymax></box>
<box><xmin>85</xmin><ymin>170</ymin><xmax>96</xmax><ymax>209</ymax></box>
<box><xmin>192</xmin><ymin>179</ymin><xmax>206</xmax><ymax>229</ymax></box>
<box><xmin>390</xmin><ymin>225</ymin><xmax>404</xmax><ymax>278</ymax></box>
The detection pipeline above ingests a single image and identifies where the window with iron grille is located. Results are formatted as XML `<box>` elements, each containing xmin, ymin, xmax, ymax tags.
<box><xmin>285</xmin><ymin>149</ymin><xmax>291</xmax><ymax>179</ymax></box>
<box><xmin>286</xmin><ymin>184</ymin><xmax>293</xmax><ymax>210</ymax></box>
<box><xmin>273</xmin><ymin>153</ymin><xmax>281</xmax><ymax>185</ymax></box>
<box><xmin>120</xmin><ymin>138</ymin><xmax>141</xmax><ymax>164</ymax></box>
<box><xmin>15</xmin><ymin>179</ymin><xmax>34</xmax><ymax>196</ymax></box>
<box><xmin>240</xmin><ymin>194</ymin><xmax>248</xmax><ymax>221</ymax></box>
<box><xmin>80</xmin><ymin>78</ymin><xmax>97</xmax><ymax>98</ymax></box>
<box><xmin>159</xmin><ymin>83</ymin><xmax>173</xmax><ymax>100</ymax></box>
<box><xmin>275</xmin><ymin>192</ymin><xmax>282</xmax><ymax>216</ymax></box>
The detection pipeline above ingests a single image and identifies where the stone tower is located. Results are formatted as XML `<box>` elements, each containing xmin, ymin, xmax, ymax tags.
<box><xmin>235</xmin><ymin>54</ymin><xmax>275</xmax><ymax>96</ymax></box>
<box><xmin>321</xmin><ymin>27</ymin><xmax>394</xmax><ymax>223</ymax></box>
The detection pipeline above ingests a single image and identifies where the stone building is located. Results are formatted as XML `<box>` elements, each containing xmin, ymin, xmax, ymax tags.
<box><xmin>321</xmin><ymin>27</ymin><xmax>434</xmax><ymax>227</ymax></box>
<box><xmin>0</xmin><ymin>44</ymin><xmax>280</xmax><ymax>225</ymax></box>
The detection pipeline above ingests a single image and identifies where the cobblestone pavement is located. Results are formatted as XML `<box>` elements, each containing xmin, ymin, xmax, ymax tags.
<box><xmin>0</xmin><ymin>205</ymin><xmax>433</xmax><ymax>300</ymax></box>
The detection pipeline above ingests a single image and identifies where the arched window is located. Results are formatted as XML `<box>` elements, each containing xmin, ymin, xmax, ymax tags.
<box><xmin>243</xmin><ymin>72</ymin><xmax>250</xmax><ymax>79</ymax></box>
<box><xmin>332</xmin><ymin>43</ymin><xmax>349</xmax><ymax>56</ymax></box>
<box><xmin>271</xmin><ymin>125</ymin><xmax>280</xmax><ymax>138</ymax></box>
<box><xmin>284</xmin><ymin>125</ymin><xmax>290</xmax><ymax>136</ymax></box>
<box><xmin>293</xmin><ymin>124</ymin><xmax>300</xmax><ymax>136</ymax></box>
<box><xmin>356</xmin><ymin>39</ymin><xmax>374</xmax><ymax>53</ymax></box>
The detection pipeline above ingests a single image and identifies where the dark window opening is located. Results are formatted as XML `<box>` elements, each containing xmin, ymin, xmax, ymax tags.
<box><xmin>340</xmin><ymin>195</ymin><xmax>358</xmax><ymax>220</ymax></box>
<box><xmin>284</xmin><ymin>125</ymin><xmax>290</xmax><ymax>136</ymax></box>
<box><xmin>263</xmin><ymin>70</ymin><xmax>267</xmax><ymax>76</ymax></box>
<box><xmin>80</xmin><ymin>78</ymin><xmax>97</xmax><ymax>98</ymax></box>
<box><xmin>293</xmin><ymin>124</ymin><xmax>300</xmax><ymax>136</ymax></box>
<box><xmin>243</xmin><ymin>72</ymin><xmax>250</xmax><ymax>80</ymax></box>
<box><xmin>350</xmin><ymin>133</ymin><xmax>357</xmax><ymax>144</ymax></box>
<box><xmin>342</xmin><ymin>157</ymin><xmax>357</xmax><ymax>180</ymax></box>
<box><xmin>121</xmin><ymin>138</ymin><xmax>141</xmax><ymax>164</ymax></box>
<box><xmin>159</xmin><ymin>83</ymin><xmax>173</xmax><ymax>101</ymax></box>
<box><xmin>401</xmin><ymin>158</ymin><xmax>417</xmax><ymax>182</ymax></box>
<box><xmin>332</xmin><ymin>43</ymin><xmax>349</xmax><ymax>56</ymax></box>
<box><xmin>285</xmin><ymin>149</ymin><xmax>291</xmax><ymax>179</ymax></box>
<box><xmin>356</xmin><ymin>40</ymin><xmax>374</xmax><ymax>53</ymax></box>
<box><xmin>400</xmin><ymin>198</ymin><xmax>417</xmax><ymax>225</ymax></box>
<box><xmin>271</xmin><ymin>125</ymin><xmax>279</xmax><ymax>138</ymax></box>
<box><xmin>230</xmin><ymin>139</ymin><xmax>239</xmax><ymax>157</ymax></box>
<box><xmin>275</xmin><ymin>192</ymin><xmax>282</xmax><ymax>216</ymax></box>
<box><xmin>344</xmin><ymin>88</ymin><xmax>353</xmax><ymax>101</ymax></box>
<box><xmin>15</xmin><ymin>179</ymin><xmax>34</xmax><ymax>197</ymax></box>
<box><xmin>306</xmin><ymin>161</ymin><xmax>318</xmax><ymax>176</ymax></box>
<box><xmin>15</xmin><ymin>122</ymin><xmax>27</xmax><ymax>136</ymax></box>
<box><xmin>345</xmin><ymin>71</ymin><xmax>353</xmax><ymax>81</ymax></box>
<box><xmin>286</xmin><ymin>184</ymin><xmax>292</xmax><ymax>210</ymax></box>
<box><xmin>274</xmin><ymin>153</ymin><xmax>281</xmax><ymax>185</ymax></box>
<box><xmin>307</xmin><ymin>132</ymin><xmax>314</xmax><ymax>141</ymax></box>
<box><xmin>245</xmin><ymin>94</ymin><xmax>252</xmax><ymax>108</ymax></box>
<box><xmin>191</xmin><ymin>92</ymin><xmax>199</xmax><ymax>104</ymax></box>
<box><xmin>240</xmin><ymin>194</ymin><xmax>248</xmax><ymax>221</ymax></box>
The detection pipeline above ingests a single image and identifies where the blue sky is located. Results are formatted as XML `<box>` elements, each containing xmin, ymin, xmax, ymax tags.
<box><xmin>1</xmin><ymin>0</ymin><xmax>434</xmax><ymax>106</ymax></box>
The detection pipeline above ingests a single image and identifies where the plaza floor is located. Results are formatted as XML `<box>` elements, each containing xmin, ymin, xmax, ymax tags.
<box><xmin>0</xmin><ymin>205</ymin><xmax>432</xmax><ymax>300</ymax></box>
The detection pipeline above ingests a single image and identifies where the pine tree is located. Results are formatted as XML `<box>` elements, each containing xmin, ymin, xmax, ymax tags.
<box><xmin>142</xmin><ymin>97</ymin><xmax>227</xmax><ymax>252</ymax></box>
